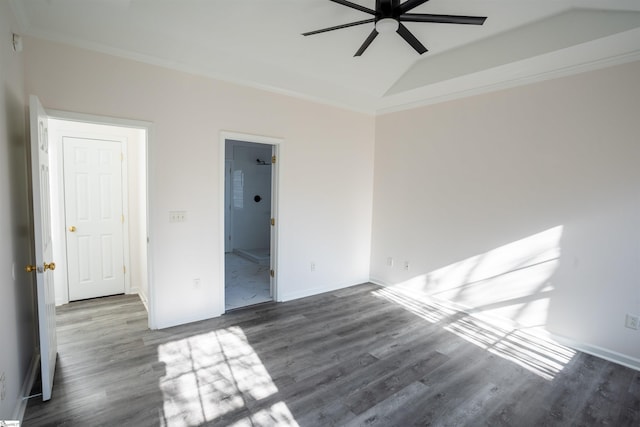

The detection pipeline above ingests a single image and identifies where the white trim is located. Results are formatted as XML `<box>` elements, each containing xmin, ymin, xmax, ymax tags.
<box><xmin>120</xmin><ymin>140</ymin><xmax>131</xmax><ymax>295</ymax></box>
<box><xmin>270</xmin><ymin>143</ymin><xmax>280</xmax><ymax>302</ymax></box>
<box><xmin>138</xmin><ymin>289</ymin><xmax>149</xmax><ymax>312</ymax></box>
<box><xmin>23</xmin><ymin>30</ymin><xmax>374</xmax><ymax>115</ymax></box>
<box><xmin>12</xmin><ymin>353</ymin><xmax>40</xmax><ymax>422</ymax></box>
<box><xmin>19</xmin><ymin>25</ymin><xmax>640</xmax><ymax>116</ymax></box>
<box><xmin>224</xmin><ymin>159</ymin><xmax>234</xmax><ymax>253</ymax></box>
<box><xmin>551</xmin><ymin>334</ymin><xmax>640</xmax><ymax>372</ymax></box>
<box><xmin>219</xmin><ymin>131</ymin><xmax>283</xmax><ymax>313</ymax></box>
<box><xmin>280</xmin><ymin>278</ymin><xmax>370</xmax><ymax>302</ymax></box>
<box><xmin>144</xmin><ymin>125</ymin><xmax>156</xmax><ymax>329</ymax></box>
<box><xmin>44</xmin><ymin>108</ymin><xmax>156</xmax><ymax>329</ymax></box>
<box><xmin>376</xmin><ymin>49</ymin><xmax>640</xmax><ymax>115</ymax></box>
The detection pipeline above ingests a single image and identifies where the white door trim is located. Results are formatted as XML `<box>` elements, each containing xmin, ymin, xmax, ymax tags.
<box><xmin>219</xmin><ymin>131</ymin><xmax>282</xmax><ymax>313</ymax></box>
<box><xmin>46</xmin><ymin>109</ymin><xmax>157</xmax><ymax>329</ymax></box>
<box><xmin>224</xmin><ymin>159</ymin><xmax>234</xmax><ymax>253</ymax></box>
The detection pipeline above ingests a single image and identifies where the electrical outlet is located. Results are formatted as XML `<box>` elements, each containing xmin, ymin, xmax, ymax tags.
<box><xmin>0</xmin><ymin>371</ymin><xmax>6</xmax><ymax>401</ymax></box>
<box><xmin>403</xmin><ymin>261</ymin><xmax>410</xmax><ymax>271</ymax></box>
<box><xmin>310</xmin><ymin>262</ymin><xmax>316</xmax><ymax>272</ymax></box>
<box><xmin>169</xmin><ymin>211</ymin><xmax>187</xmax><ymax>223</ymax></box>
<box><xmin>625</xmin><ymin>314</ymin><xmax>639</xmax><ymax>330</ymax></box>
<box><xmin>386</xmin><ymin>257</ymin><xmax>393</xmax><ymax>267</ymax></box>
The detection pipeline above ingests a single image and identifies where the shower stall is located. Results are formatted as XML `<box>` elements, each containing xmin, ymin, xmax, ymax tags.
<box><xmin>224</xmin><ymin>139</ymin><xmax>273</xmax><ymax>310</ymax></box>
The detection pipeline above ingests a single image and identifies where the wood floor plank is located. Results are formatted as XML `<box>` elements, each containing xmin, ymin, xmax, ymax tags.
<box><xmin>345</xmin><ymin>349</ymin><xmax>449</xmax><ymax>415</ymax></box>
<box><xmin>23</xmin><ymin>284</ymin><xmax>640</xmax><ymax>427</ymax></box>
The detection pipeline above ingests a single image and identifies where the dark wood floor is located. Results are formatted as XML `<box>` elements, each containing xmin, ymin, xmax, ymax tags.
<box><xmin>24</xmin><ymin>283</ymin><xmax>639</xmax><ymax>426</ymax></box>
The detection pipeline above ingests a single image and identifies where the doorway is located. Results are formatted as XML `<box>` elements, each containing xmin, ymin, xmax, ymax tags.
<box><xmin>223</xmin><ymin>136</ymin><xmax>280</xmax><ymax>311</ymax></box>
<box><xmin>47</xmin><ymin>117</ymin><xmax>151</xmax><ymax>318</ymax></box>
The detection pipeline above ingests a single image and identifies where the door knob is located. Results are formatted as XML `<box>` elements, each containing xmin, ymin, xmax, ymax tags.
<box><xmin>69</xmin><ymin>226</ymin><xmax>76</xmax><ymax>232</ymax></box>
<box><xmin>25</xmin><ymin>264</ymin><xmax>37</xmax><ymax>273</ymax></box>
<box><xmin>44</xmin><ymin>262</ymin><xmax>56</xmax><ymax>271</ymax></box>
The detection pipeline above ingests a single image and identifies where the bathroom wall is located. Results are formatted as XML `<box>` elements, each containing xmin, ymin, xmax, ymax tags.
<box><xmin>226</xmin><ymin>140</ymin><xmax>272</xmax><ymax>252</ymax></box>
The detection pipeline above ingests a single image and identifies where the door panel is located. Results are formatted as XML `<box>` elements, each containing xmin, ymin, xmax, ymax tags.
<box><xmin>64</xmin><ymin>137</ymin><xmax>125</xmax><ymax>301</ymax></box>
<box><xmin>29</xmin><ymin>95</ymin><xmax>57</xmax><ymax>401</ymax></box>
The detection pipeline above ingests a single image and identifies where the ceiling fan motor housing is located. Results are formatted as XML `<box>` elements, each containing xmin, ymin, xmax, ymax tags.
<box><xmin>303</xmin><ymin>0</ymin><xmax>487</xmax><ymax>56</ymax></box>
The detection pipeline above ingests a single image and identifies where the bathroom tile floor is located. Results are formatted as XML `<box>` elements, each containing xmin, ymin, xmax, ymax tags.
<box><xmin>225</xmin><ymin>252</ymin><xmax>272</xmax><ymax>310</ymax></box>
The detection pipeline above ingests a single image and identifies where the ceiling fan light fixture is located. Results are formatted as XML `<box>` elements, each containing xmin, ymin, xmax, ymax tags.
<box><xmin>375</xmin><ymin>18</ymin><xmax>399</xmax><ymax>34</ymax></box>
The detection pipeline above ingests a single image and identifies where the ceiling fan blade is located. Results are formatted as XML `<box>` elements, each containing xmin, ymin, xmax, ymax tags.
<box><xmin>354</xmin><ymin>29</ymin><xmax>379</xmax><ymax>57</ymax></box>
<box><xmin>377</xmin><ymin>0</ymin><xmax>397</xmax><ymax>16</ymax></box>
<box><xmin>398</xmin><ymin>0</ymin><xmax>430</xmax><ymax>14</ymax></box>
<box><xmin>396</xmin><ymin>23</ymin><xmax>427</xmax><ymax>54</ymax></box>
<box><xmin>302</xmin><ymin>18</ymin><xmax>375</xmax><ymax>36</ymax></box>
<box><xmin>329</xmin><ymin>0</ymin><xmax>376</xmax><ymax>15</ymax></box>
<box><xmin>400</xmin><ymin>13</ymin><xmax>487</xmax><ymax>25</ymax></box>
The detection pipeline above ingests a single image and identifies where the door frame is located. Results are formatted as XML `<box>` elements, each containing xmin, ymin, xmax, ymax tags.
<box><xmin>219</xmin><ymin>131</ymin><xmax>282</xmax><ymax>311</ymax></box>
<box><xmin>47</xmin><ymin>108</ymin><xmax>157</xmax><ymax>329</ymax></box>
<box><xmin>224</xmin><ymin>159</ymin><xmax>234</xmax><ymax>253</ymax></box>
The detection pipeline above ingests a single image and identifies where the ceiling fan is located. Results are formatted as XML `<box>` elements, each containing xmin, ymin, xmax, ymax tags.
<box><xmin>303</xmin><ymin>0</ymin><xmax>487</xmax><ymax>56</ymax></box>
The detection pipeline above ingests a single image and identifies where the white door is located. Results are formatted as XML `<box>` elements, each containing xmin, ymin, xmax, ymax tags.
<box><xmin>28</xmin><ymin>95</ymin><xmax>57</xmax><ymax>401</ymax></box>
<box><xmin>63</xmin><ymin>137</ymin><xmax>125</xmax><ymax>301</ymax></box>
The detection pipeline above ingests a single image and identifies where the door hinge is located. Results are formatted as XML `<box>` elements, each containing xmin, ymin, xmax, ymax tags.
<box><xmin>271</xmin><ymin>155</ymin><xmax>276</xmax><ymax>164</ymax></box>
<box><xmin>270</xmin><ymin>269</ymin><xmax>275</xmax><ymax>278</ymax></box>
<box><xmin>121</xmin><ymin>214</ymin><xmax>125</xmax><ymax>224</ymax></box>
<box><xmin>121</xmin><ymin>152</ymin><xmax>124</xmax><ymax>161</ymax></box>
<box><xmin>270</xmin><ymin>218</ymin><xmax>275</xmax><ymax>226</ymax></box>
<box><xmin>123</xmin><ymin>265</ymin><xmax>126</xmax><ymax>274</ymax></box>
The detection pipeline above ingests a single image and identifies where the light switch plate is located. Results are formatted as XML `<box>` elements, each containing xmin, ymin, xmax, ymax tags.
<box><xmin>169</xmin><ymin>211</ymin><xmax>186</xmax><ymax>223</ymax></box>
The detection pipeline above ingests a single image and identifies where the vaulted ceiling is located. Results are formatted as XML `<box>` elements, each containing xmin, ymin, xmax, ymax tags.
<box><xmin>11</xmin><ymin>0</ymin><xmax>640</xmax><ymax>114</ymax></box>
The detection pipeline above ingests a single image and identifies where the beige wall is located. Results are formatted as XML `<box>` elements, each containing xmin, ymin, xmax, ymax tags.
<box><xmin>0</xmin><ymin>2</ymin><xmax>37</xmax><ymax>420</ymax></box>
<box><xmin>24</xmin><ymin>37</ymin><xmax>375</xmax><ymax>328</ymax></box>
<box><xmin>371</xmin><ymin>60</ymin><xmax>640</xmax><ymax>367</ymax></box>
<box><xmin>13</xmin><ymin>19</ymin><xmax>639</xmax><ymax>393</ymax></box>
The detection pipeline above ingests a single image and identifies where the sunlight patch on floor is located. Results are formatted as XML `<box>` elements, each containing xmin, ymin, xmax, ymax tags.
<box><xmin>227</xmin><ymin>402</ymin><xmax>300</xmax><ymax>427</ymax></box>
<box><xmin>443</xmin><ymin>313</ymin><xmax>576</xmax><ymax>380</ymax></box>
<box><xmin>372</xmin><ymin>286</ymin><xmax>575</xmax><ymax>380</ymax></box>
<box><xmin>158</xmin><ymin>326</ymin><xmax>298</xmax><ymax>426</ymax></box>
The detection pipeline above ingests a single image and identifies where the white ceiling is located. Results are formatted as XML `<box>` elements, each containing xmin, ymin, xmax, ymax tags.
<box><xmin>11</xmin><ymin>0</ymin><xmax>640</xmax><ymax>114</ymax></box>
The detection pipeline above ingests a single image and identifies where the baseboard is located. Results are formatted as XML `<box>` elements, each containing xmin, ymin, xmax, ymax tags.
<box><xmin>12</xmin><ymin>352</ymin><xmax>40</xmax><ymax>422</ymax></box>
<box><xmin>551</xmin><ymin>334</ymin><xmax>640</xmax><ymax>372</ymax></box>
<box><xmin>368</xmin><ymin>277</ymin><xmax>391</xmax><ymax>288</ymax></box>
<box><xmin>280</xmin><ymin>278</ymin><xmax>370</xmax><ymax>302</ymax></box>
<box><xmin>155</xmin><ymin>309</ymin><xmax>224</xmax><ymax>330</ymax></box>
<box><xmin>138</xmin><ymin>290</ymin><xmax>149</xmax><ymax>313</ymax></box>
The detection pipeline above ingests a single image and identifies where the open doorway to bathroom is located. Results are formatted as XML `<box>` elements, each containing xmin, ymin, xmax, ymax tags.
<box><xmin>224</xmin><ymin>139</ymin><xmax>276</xmax><ymax>311</ymax></box>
